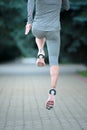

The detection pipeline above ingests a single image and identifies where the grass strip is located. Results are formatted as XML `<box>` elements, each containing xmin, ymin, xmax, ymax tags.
<box><xmin>77</xmin><ymin>71</ymin><xmax>87</xmax><ymax>77</ymax></box>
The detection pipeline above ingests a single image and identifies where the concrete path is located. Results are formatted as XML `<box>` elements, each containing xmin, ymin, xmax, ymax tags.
<box><xmin>0</xmin><ymin>63</ymin><xmax>87</xmax><ymax>130</ymax></box>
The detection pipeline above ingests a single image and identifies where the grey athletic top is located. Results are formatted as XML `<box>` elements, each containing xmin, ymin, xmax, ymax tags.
<box><xmin>27</xmin><ymin>0</ymin><xmax>70</xmax><ymax>31</ymax></box>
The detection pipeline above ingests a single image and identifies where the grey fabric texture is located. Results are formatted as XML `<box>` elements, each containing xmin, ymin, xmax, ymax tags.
<box><xmin>27</xmin><ymin>0</ymin><xmax>70</xmax><ymax>31</ymax></box>
<box><xmin>32</xmin><ymin>29</ymin><xmax>60</xmax><ymax>66</ymax></box>
<box><xmin>27</xmin><ymin>0</ymin><xmax>62</xmax><ymax>31</ymax></box>
<box><xmin>27</xmin><ymin>0</ymin><xmax>70</xmax><ymax>65</ymax></box>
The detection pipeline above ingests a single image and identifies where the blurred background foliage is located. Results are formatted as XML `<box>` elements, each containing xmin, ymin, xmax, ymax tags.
<box><xmin>0</xmin><ymin>0</ymin><xmax>87</xmax><ymax>64</ymax></box>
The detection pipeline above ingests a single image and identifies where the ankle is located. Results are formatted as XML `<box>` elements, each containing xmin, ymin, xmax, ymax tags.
<box><xmin>49</xmin><ymin>88</ymin><xmax>56</xmax><ymax>95</ymax></box>
<box><xmin>38</xmin><ymin>49</ymin><xmax>45</xmax><ymax>55</ymax></box>
<box><xmin>39</xmin><ymin>48</ymin><xmax>43</xmax><ymax>52</ymax></box>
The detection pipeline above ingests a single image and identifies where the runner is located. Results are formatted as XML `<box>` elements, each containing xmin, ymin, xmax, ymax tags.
<box><xmin>25</xmin><ymin>0</ymin><xmax>70</xmax><ymax>110</ymax></box>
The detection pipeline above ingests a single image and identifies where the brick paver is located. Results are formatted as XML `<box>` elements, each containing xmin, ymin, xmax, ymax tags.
<box><xmin>0</xmin><ymin>64</ymin><xmax>87</xmax><ymax>130</ymax></box>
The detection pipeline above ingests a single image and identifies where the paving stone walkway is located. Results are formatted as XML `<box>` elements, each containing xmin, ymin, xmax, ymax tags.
<box><xmin>0</xmin><ymin>63</ymin><xmax>87</xmax><ymax>130</ymax></box>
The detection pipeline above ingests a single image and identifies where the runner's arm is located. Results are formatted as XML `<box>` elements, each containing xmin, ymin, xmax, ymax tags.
<box><xmin>27</xmin><ymin>0</ymin><xmax>34</xmax><ymax>24</ymax></box>
<box><xmin>62</xmin><ymin>0</ymin><xmax>70</xmax><ymax>11</ymax></box>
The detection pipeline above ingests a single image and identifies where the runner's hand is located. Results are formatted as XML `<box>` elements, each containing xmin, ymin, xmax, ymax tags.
<box><xmin>25</xmin><ymin>23</ymin><xmax>32</xmax><ymax>35</ymax></box>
